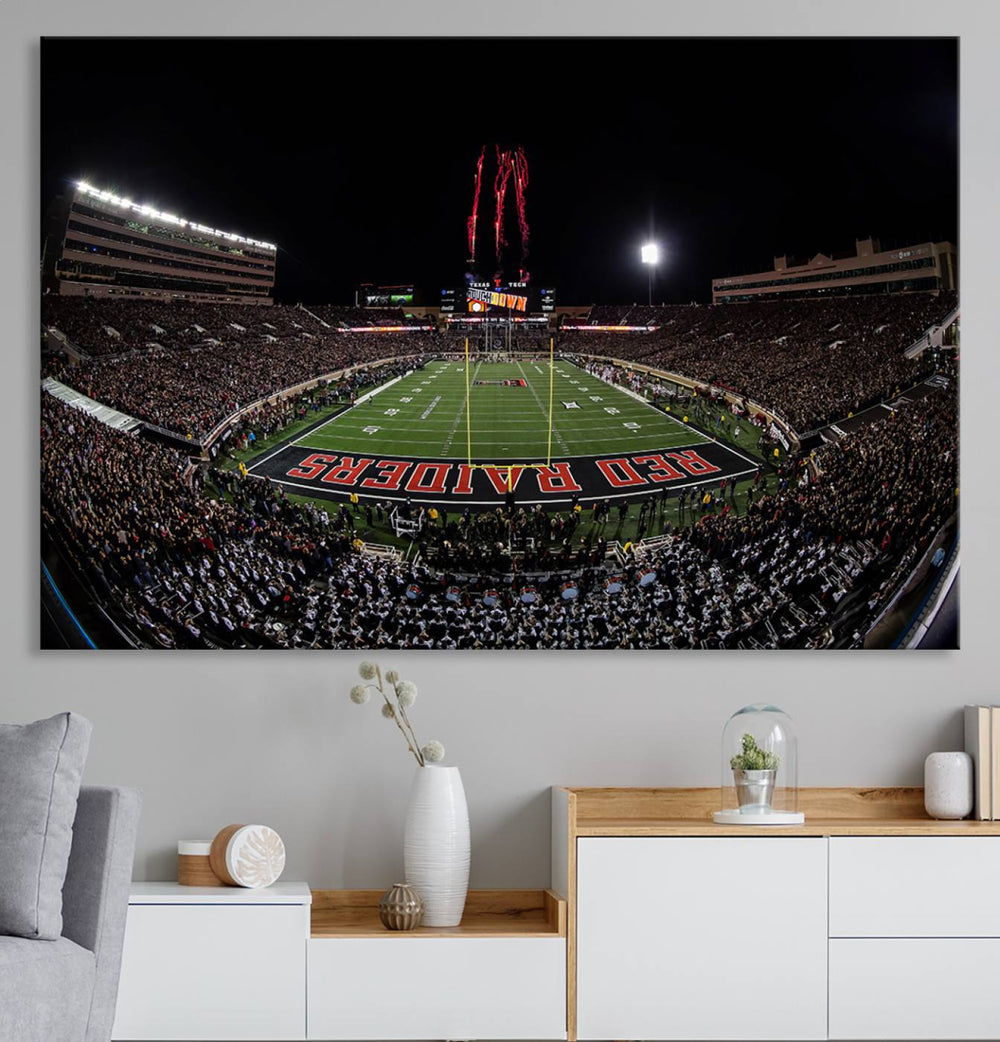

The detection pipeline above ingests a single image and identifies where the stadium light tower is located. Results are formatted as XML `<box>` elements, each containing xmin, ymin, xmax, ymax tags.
<box><xmin>641</xmin><ymin>242</ymin><xmax>659</xmax><ymax>306</ymax></box>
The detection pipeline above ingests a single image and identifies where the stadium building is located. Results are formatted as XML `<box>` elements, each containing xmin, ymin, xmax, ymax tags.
<box><xmin>42</xmin><ymin>181</ymin><xmax>277</xmax><ymax>304</ymax></box>
<box><xmin>712</xmin><ymin>237</ymin><xmax>957</xmax><ymax>303</ymax></box>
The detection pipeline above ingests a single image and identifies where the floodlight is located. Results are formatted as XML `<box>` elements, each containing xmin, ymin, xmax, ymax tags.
<box><xmin>641</xmin><ymin>243</ymin><xmax>659</xmax><ymax>265</ymax></box>
<box><xmin>69</xmin><ymin>180</ymin><xmax>277</xmax><ymax>252</ymax></box>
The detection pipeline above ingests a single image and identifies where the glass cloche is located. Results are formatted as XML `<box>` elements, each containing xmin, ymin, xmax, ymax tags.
<box><xmin>714</xmin><ymin>704</ymin><xmax>804</xmax><ymax>825</ymax></box>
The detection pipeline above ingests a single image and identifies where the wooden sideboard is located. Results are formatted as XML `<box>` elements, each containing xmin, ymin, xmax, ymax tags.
<box><xmin>552</xmin><ymin>787</ymin><xmax>1000</xmax><ymax>1042</ymax></box>
<box><xmin>111</xmin><ymin>789</ymin><xmax>1000</xmax><ymax>1041</ymax></box>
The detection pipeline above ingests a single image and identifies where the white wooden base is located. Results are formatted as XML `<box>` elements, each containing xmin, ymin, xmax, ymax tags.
<box><xmin>308</xmin><ymin>936</ymin><xmax>566</xmax><ymax>1040</ymax></box>
<box><xmin>112</xmin><ymin>883</ymin><xmax>310</xmax><ymax>1041</ymax></box>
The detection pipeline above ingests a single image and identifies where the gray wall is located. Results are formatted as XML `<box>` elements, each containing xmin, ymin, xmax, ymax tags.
<box><xmin>4</xmin><ymin>1</ymin><xmax>998</xmax><ymax>889</ymax></box>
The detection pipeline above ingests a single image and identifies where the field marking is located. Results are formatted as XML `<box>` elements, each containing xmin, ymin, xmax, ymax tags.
<box><xmin>297</xmin><ymin>420</ymin><xmax>703</xmax><ymax>436</ymax></box>
<box><xmin>280</xmin><ymin>358</ymin><xmax>729</xmax><ymax>463</ymax></box>
<box><xmin>270</xmin><ymin>466</ymin><xmax>759</xmax><ymax>509</ymax></box>
<box><xmin>582</xmin><ymin>364</ymin><xmax>763</xmax><ymax>465</ymax></box>
<box><xmin>516</xmin><ymin>358</ymin><xmax>569</xmax><ymax>456</ymax></box>
<box><xmin>441</xmin><ymin>359</ymin><xmax>482</xmax><ymax>457</ymax></box>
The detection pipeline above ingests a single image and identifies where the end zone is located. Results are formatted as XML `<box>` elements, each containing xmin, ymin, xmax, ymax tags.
<box><xmin>247</xmin><ymin>438</ymin><xmax>758</xmax><ymax>508</ymax></box>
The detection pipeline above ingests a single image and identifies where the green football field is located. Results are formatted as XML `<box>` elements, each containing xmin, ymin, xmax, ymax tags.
<box><xmin>291</xmin><ymin>359</ymin><xmax>709</xmax><ymax>461</ymax></box>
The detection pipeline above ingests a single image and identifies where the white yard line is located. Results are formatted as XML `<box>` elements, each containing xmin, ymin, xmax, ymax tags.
<box><xmin>582</xmin><ymin>361</ymin><xmax>762</xmax><ymax>467</ymax></box>
<box><xmin>440</xmin><ymin>359</ymin><xmax>482</xmax><ymax>457</ymax></box>
<box><xmin>517</xmin><ymin>358</ymin><xmax>569</xmax><ymax>455</ymax></box>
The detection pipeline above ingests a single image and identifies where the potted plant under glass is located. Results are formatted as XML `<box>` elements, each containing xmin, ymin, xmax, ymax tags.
<box><xmin>730</xmin><ymin>733</ymin><xmax>780</xmax><ymax>812</ymax></box>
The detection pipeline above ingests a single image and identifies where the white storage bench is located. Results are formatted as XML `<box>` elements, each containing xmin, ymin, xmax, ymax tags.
<box><xmin>112</xmin><ymin>882</ymin><xmax>311</xmax><ymax>1041</ymax></box>
<box><xmin>307</xmin><ymin>889</ymin><xmax>567</xmax><ymax>1041</ymax></box>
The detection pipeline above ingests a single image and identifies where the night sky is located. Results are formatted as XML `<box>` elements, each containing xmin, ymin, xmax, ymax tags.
<box><xmin>40</xmin><ymin>37</ymin><xmax>957</xmax><ymax>306</ymax></box>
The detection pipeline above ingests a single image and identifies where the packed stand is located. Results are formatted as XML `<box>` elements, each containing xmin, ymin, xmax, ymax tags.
<box><xmin>41</xmin><ymin>370</ymin><xmax>957</xmax><ymax>649</ymax></box>
<box><xmin>41</xmin><ymin>298</ymin><xmax>328</xmax><ymax>357</ymax></box>
<box><xmin>304</xmin><ymin>305</ymin><xmax>426</xmax><ymax>328</ymax></box>
<box><xmin>561</xmin><ymin>292</ymin><xmax>956</xmax><ymax>431</ymax></box>
<box><xmin>46</xmin><ymin>308</ymin><xmax>442</xmax><ymax>438</ymax></box>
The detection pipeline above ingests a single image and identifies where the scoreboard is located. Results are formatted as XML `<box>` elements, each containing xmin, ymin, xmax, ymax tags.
<box><xmin>439</xmin><ymin>282</ymin><xmax>555</xmax><ymax>315</ymax></box>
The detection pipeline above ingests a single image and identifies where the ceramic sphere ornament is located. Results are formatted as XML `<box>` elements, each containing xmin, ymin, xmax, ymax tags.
<box><xmin>209</xmin><ymin>824</ymin><xmax>286</xmax><ymax>888</ymax></box>
<box><xmin>924</xmin><ymin>752</ymin><xmax>974</xmax><ymax>820</ymax></box>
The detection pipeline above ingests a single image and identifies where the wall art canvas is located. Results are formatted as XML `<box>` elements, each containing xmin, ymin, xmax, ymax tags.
<box><xmin>40</xmin><ymin>37</ymin><xmax>958</xmax><ymax>649</ymax></box>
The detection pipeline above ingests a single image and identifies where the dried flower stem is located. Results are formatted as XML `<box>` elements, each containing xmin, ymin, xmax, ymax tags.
<box><xmin>392</xmin><ymin>679</ymin><xmax>425</xmax><ymax>767</ymax></box>
<box><xmin>374</xmin><ymin>665</ymin><xmax>424</xmax><ymax>766</ymax></box>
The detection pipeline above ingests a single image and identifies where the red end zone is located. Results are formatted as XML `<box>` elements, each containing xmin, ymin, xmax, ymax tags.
<box><xmin>250</xmin><ymin>440</ymin><xmax>759</xmax><ymax>507</ymax></box>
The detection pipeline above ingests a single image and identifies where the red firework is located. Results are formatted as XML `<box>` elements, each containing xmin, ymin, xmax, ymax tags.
<box><xmin>512</xmin><ymin>146</ymin><xmax>530</xmax><ymax>277</ymax></box>
<box><xmin>494</xmin><ymin>146</ymin><xmax>513</xmax><ymax>268</ymax></box>
<box><xmin>466</xmin><ymin>146</ymin><xmax>485</xmax><ymax>262</ymax></box>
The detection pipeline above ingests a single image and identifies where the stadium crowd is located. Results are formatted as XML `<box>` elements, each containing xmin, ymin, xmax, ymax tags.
<box><xmin>42</xmin><ymin>298</ymin><xmax>329</xmax><ymax>356</ymax></box>
<box><xmin>47</xmin><ymin>330</ymin><xmax>440</xmax><ymax>437</ymax></box>
<box><xmin>563</xmin><ymin>292</ymin><xmax>956</xmax><ymax>431</ymax></box>
<box><xmin>43</xmin><ymin>292</ymin><xmax>955</xmax><ymax>443</ymax></box>
<box><xmin>304</xmin><ymin>305</ymin><xmax>426</xmax><ymax>328</ymax></box>
<box><xmin>41</xmin><ymin>367</ymin><xmax>957</xmax><ymax>648</ymax></box>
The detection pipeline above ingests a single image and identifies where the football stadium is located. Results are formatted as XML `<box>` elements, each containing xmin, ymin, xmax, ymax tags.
<box><xmin>39</xmin><ymin>39</ymin><xmax>959</xmax><ymax>651</ymax></box>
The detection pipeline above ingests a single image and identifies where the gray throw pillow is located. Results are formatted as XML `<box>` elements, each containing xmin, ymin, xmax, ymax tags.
<box><xmin>0</xmin><ymin>712</ymin><xmax>92</xmax><ymax>939</ymax></box>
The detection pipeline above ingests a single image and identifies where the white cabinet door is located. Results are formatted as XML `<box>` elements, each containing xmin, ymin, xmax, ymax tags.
<box><xmin>830</xmin><ymin>938</ymin><xmax>1000</xmax><ymax>1039</ymax></box>
<box><xmin>112</xmin><ymin>904</ymin><xmax>308</xmax><ymax>1040</ymax></box>
<box><xmin>829</xmin><ymin>837</ymin><xmax>1000</xmax><ymax>937</ymax></box>
<box><xmin>576</xmin><ymin>837</ymin><xmax>828</xmax><ymax>1041</ymax></box>
<box><xmin>308</xmin><ymin>936</ymin><xmax>566</xmax><ymax>1040</ymax></box>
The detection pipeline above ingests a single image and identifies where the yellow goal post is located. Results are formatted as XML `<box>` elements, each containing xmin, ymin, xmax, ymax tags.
<box><xmin>464</xmin><ymin>337</ymin><xmax>557</xmax><ymax>487</ymax></box>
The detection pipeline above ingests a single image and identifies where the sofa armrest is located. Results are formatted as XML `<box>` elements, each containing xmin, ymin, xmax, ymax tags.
<box><xmin>62</xmin><ymin>786</ymin><xmax>141</xmax><ymax>1042</ymax></box>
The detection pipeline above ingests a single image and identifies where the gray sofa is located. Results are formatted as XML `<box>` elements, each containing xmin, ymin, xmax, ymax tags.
<box><xmin>0</xmin><ymin>786</ymin><xmax>142</xmax><ymax>1042</ymax></box>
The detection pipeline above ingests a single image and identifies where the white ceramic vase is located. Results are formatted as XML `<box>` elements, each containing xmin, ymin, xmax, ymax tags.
<box><xmin>403</xmin><ymin>764</ymin><xmax>470</xmax><ymax>927</ymax></box>
<box><xmin>924</xmin><ymin>751</ymin><xmax>974</xmax><ymax>820</ymax></box>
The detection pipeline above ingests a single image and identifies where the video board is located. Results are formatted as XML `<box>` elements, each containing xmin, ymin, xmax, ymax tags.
<box><xmin>358</xmin><ymin>283</ymin><xmax>415</xmax><ymax>307</ymax></box>
<box><xmin>441</xmin><ymin>282</ymin><xmax>554</xmax><ymax>316</ymax></box>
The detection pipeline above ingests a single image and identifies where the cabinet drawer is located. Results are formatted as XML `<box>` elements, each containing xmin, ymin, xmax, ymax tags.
<box><xmin>576</xmin><ymin>837</ymin><xmax>827</xmax><ymax>1040</ymax></box>
<box><xmin>307</xmin><ymin>936</ymin><xmax>565</xmax><ymax>1040</ymax></box>
<box><xmin>829</xmin><ymin>837</ymin><xmax>1000</xmax><ymax>936</ymax></box>
<box><xmin>113</xmin><ymin>904</ymin><xmax>308</xmax><ymax>1040</ymax></box>
<box><xmin>830</xmin><ymin>938</ymin><xmax>1000</xmax><ymax>1039</ymax></box>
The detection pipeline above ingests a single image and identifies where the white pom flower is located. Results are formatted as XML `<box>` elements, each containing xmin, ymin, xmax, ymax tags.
<box><xmin>385</xmin><ymin>669</ymin><xmax>400</xmax><ymax>683</ymax></box>
<box><xmin>349</xmin><ymin>684</ymin><xmax>370</xmax><ymax>705</ymax></box>
<box><xmin>397</xmin><ymin>681</ymin><xmax>418</xmax><ymax>708</ymax></box>
<box><xmin>421</xmin><ymin>740</ymin><xmax>445</xmax><ymax>763</ymax></box>
<box><xmin>358</xmin><ymin>661</ymin><xmax>378</xmax><ymax>680</ymax></box>
<box><xmin>381</xmin><ymin>703</ymin><xmax>396</xmax><ymax>720</ymax></box>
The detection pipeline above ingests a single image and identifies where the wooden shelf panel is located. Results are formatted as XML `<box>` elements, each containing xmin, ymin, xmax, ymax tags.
<box><xmin>558</xmin><ymin>788</ymin><xmax>1000</xmax><ymax>836</ymax></box>
<box><xmin>576</xmin><ymin>819</ymin><xmax>1000</xmax><ymax>836</ymax></box>
<box><xmin>563</xmin><ymin>786</ymin><xmax>930</xmax><ymax>821</ymax></box>
<box><xmin>311</xmin><ymin>888</ymin><xmax>566</xmax><ymax>938</ymax></box>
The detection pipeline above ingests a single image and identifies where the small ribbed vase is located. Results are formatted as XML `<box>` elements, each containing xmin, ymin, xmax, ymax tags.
<box><xmin>403</xmin><ymin>764</ymin><xmax>470</xmax><ymax>927</ymax></box>
<box><xmin>378</xmin><ymin>883</ymin><xmax>423</xmax><ymax>931</ymax></box>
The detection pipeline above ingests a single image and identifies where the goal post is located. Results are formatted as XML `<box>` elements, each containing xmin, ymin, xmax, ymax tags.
<box><xmin>465</xmin><ymin>336</ymin><xmax>473</xmax><ymax>466</ymax></box>
<box><xmin>464</xmin><ymin>336</ymin><xmax>558</xmax><ymax>479</ymax></box>
<box><xmin>547</xmin><ymin>335</ymin><xmax>554</xmax><ymax>468</ymax></box>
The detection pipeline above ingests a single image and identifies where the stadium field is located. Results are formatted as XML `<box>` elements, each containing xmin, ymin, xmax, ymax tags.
<box><xmin>296</xmin><ymin>359</ymin><xmax>706</xmax><ymax>459</ymax></box>
<box><xmin>250</xmin><ymin>359</ymin><xmax>760</xmax><ymax>507</ymax></box>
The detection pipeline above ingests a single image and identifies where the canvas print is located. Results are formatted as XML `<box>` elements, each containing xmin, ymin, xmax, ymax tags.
<box><xmin>40</xmin><ymin>38</ymin><xmax>958</xmax><ymax>649</ymax></box>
